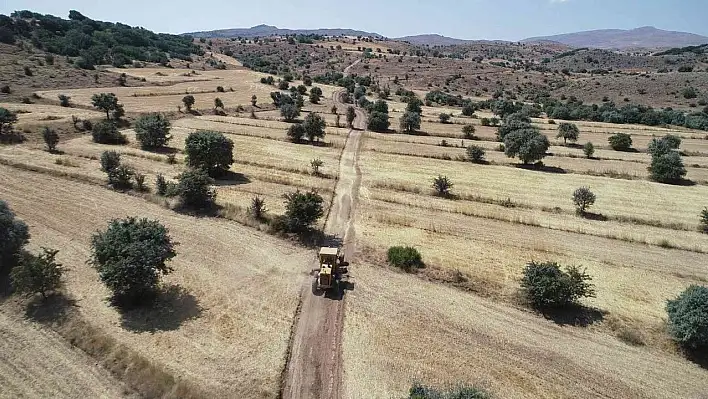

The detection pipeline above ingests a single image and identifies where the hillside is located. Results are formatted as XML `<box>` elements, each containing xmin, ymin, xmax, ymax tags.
<box><xmin>185</xmin><ymin>24</ymin><xmax>382</xmax><ymax>39</ymax></box>
<box><xmin>522</xmin><ymin>26</ymin><xmax>708</xmax><ymax>49</ymax></box>
<box><xmin>396</xmin><ymin>34</ymin><xmax>471</xmax><ymax>46</ymax></box>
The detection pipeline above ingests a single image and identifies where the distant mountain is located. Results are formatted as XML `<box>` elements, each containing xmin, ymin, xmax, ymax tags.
<box><xmin>521</xmin><ymin>26</ymin><xmax>708</xmax><ymax>49</ymax></box>
<box><xmin>396</xmin><ymin>34</ymin><xmax>470</xmax><ymax>46</ymax></box>
<box><xmin>184</xmin><ymin>24</ymin><xmax>382</xmax><ymax>39</ymax></box>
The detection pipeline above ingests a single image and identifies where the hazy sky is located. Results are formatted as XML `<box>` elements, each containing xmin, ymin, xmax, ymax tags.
<box><xmin>2</xmin><ymin>0</ymin><xmax>707</xmax><ymax>40</ymax></box>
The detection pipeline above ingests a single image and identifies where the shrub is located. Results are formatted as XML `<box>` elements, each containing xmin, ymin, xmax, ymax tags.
<box><xmin>176</xmin><ymin>169</ymin><xmax>216</xmax><ymax>209</ymax></box>
<box><xmin>346</xmin><ymin>106</ymin><xmax>356</xmax><ymax>128</ymax></box>
<box><xmin>608</xmin><ymin>133</ymin><xmax>632</xmax><ymax>151</ymax></box>
<box><xmin>400</xmin><ymin>111</ymin><xmax>421</xmax><ymax>133</ymax></box>
<box><xmin>92</xmin><ymin>121</ymin><xmax>126</xmax><ymax>144</ymax></box>
<box><xmin>701</xmin><ymin>208</ymin><xmax>708</xmax><ymax>234</ymax></box>
<box><xmin>90</xmin><ymin>217</ymin><xmax>177</xmax><ymax>305</ymax></box>
<box><xmin>216</xmin><ymin>86</ymin><xmax>225</xmax><ymax>92</ymax></box>
<box><xmin>280</xmin><ymin>103</ymin><xmax>300</xmax><ymax>122</ymax></box>
<box><xmin>278</xmin><ymin>80</ymin><xmax>289</xmax><ymax>90</ymax></box>
<box><xmin>504</xmin><ymin>128</ymin><xmax>549</xmax><ymax>164</ymax></box>
<box><xmin>184</xmin><ymin>130</ymin><xmax>234</xmax><ymax>177</ymax></box>
<box><xmin>0</xmin><ymin>85</ymin><xmax>10</xmax><ymax>94</ymax></box>
<box><xmin>408</xmin><ymin>383</ymin><xmax>491</xmax><ymax>399</ymax></box>
<box><xmin>462</xmin><ymin>124</ymin><xmax>476</xmax><ymax>139</ymax></box>
<box><xmin>583</xmin><ymin>142</ymin><xmax>595</xmax><ymax>158</ymax></box>
<box><xmin>251</xmin><ymin>95</ymin><xmax>257</xmax><ymax>107</ymax></box>
<box><xmin>556</xmin><ymin>122</ymin><xmax>579</xmax><ymax>145</ymax></box>
<box><xmin>155</xmin><ymin>173</ymin><xmax>168</xmax><ymax>195</ymax></box>
<box><xmin>108</xmin><ymin>164</ymin><xmax>134</xmax><ymax>190</ymax></box>
<box><xmin>91</xmin><ymin>93</ymin><xmax>121</xmax><ymax>120</ymax></box>
<box><xmin>182</xmin><ymin>95</ymin><xmax>196</xmax><ymax>112</ymax></box>
<box><xmin>432</xmin><ymin>175</ymin><xmax>453</xmax><ymax>197</ymax></box>
<box><xmin>648</xmin><ymin>135</ymin><xmax>681</xmax><ymax>156</ymax></box>
<box><xmin>0</xmin><ymin>200</ymin><xmax>30</xmax><ymax>272</ymax></box>
<box><xmin>42</xmin><ymin>127</ymin><xmax>59</xmax><ymax>152</ymax></box>
<box><xmin>666</xmin><ymin>285</ymin><xmax>708</xmax><ymax>349</ymax></box>
<box><xmin>387</xmin><ymin>246</ymin><xmax>423</xmax><ymax>271</ymax></box>
<box><xmin>24</xmin><ymin>66</ymin><xmax>33</xmax><ymax>76</ymax></box>
<box><xmin>81</xmin><ymin>119</ymin><xmax>93</xmax><ymax>131</ymax></box>
<box><xmin>650</xmin><ymin>151</ymin><xmax>686</xmax><ymax>183</ymax></box>
<box><xmin>134</xmin><ymin>173</ymin><xmax>147</xmax><ymax>192</ymax></box>
<box><xmin>497</xmin><ymin>113</ymin><xmax>532</xmax><ymax>142</ymax></box>
<box><xmin>310</xmin><ymin>158</ymin><xmax>323</xmax><ymax>175</ymax></box>
<box><xmin>134</xmin><ymin>113</ymin><xmax>171</xmax><ymax>149</ymax></box>
<box><xmin>303</xmin><ymin>113</ymin><xmax>326</xmax><ymax>142</ymax></box>
<box><xmin>682</xmin><ymin>87</ymin><xmax>698</xmax><ymax>99</ymax></box>
<box><xmin>466</xmin><ymin>145</ymin><xmax>486</xmax><ymax>163</ymax></box>
<box><xmin>249</xmin><ymin>196</ymin><xmax>267</xmax><ymax>220</ymax></box>
<box><xmin>368</xmin><ymin>111</ymin><xmax>390</xmax><ymax>132</ymax></box>
<box><xmin>521</xmin><ymin>261</ymin><xmax>595</xmax><ymax>308</ymax></box>
<box><xmin>572</xmin><ymin>186</ymin><xmax>596</xmax><ymax>214</ymax></box>
<box><xmin>282</xmin><ymin>190</ymin><xmax>324</xmax><ymax>232</ymax></box>
<box><xmin>100</xmin><ymin>151</ymin><xmax>121</xmax><ymax>173</ymax></box>
<box><xmin>0</xmin><ymin>107</ymin><xmax>18</xmax><ymax>135</ymax></box>
<box><xmin>287</xmin><ymin>123</ymin><xmax>306</xmax><ymax>142</ymax></box>
<box><xmin>58</xmin><ymin>94</ymin><xmax>71</xmax><ymax>107</ymax></box>
<box><xmin>10</xmin><ymin>248</ymin><xmax>63</xmax><ymax>299</ymax></box>
<box><xmin>438</xmin><ymin>113</ymin><xmax>451</xmax><ymax>124</ymax></box>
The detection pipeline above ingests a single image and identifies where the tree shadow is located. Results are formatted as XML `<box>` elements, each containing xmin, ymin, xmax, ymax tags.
<box><xmin>24</xmin><ymin>292</ymin><xmax>78</xmax><ymax>324</ymax></box>
<box><xmin>683</xmin><ymin>346</ymin><xmax>708</xmax><ymax>370</ymax></box>
<box><xmin>0</xmin><ymin>132</ymin><xmax>26</xmax><ymax>144</ymax></box>
<box><xmin>579</xmin><ymin>211</ymin><xmax>608</xmax><ymax>221</ymax></box>
<box><xmin>540</xmin><ymin>304</ymin><xmax>606</xmax><ymax>327</ymax></box>
<box><xmin>119</xmin><ymin>284</ymin><xmax>202</xmax><ymax>333</ymax></box>
<box><xmin>407</xmin><ymin>130</ymin><xmax>430</xmax><ymax>136</ymax></box>
<box><xmin>212</xmin><ymin>171</ymin><xmax>251</xmax><ymax>186</ymax></box>
<box><xmin>146</xmin><ymin>146</ymin><xmax>179</xmax><ymax>155</ymax></box>
<box><xmin>515</xmin><ymin>163</ymin><xmax>567</xmax><ymax>174</ymax></box>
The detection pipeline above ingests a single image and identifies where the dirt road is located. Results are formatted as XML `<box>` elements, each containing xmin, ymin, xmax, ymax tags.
<box><xmin>280</xmin><ymin>92</ymin><xmax>365</xmax><ymax>399</ymax></box>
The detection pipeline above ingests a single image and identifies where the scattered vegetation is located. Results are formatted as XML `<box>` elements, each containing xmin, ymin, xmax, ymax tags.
<box><xmin>387</xmin><ymin>246</ymin><xmax>424</xmax><ymax>271</ymax></box>
<box><xmin>521</xmin><ymin>261</ymin><xmax>595</xmax><ymax>309</ymax></box>
<box><xmin>666</xmin><ymin>285</ymin><xmax>708</xmax><ymax>349</ymax></box>
<box><xmin>466</xmin><ymin>145</ymin><xmax>486</xmax><ymax>163</ymax></box>
<box><xmin>134</xmin><ymin>114</ymin><xmax>171</xmax><ymax>150</ymax></box>
<box><xmin>408</xmin><ymin>383</ymin><xmax>491</xmax><ymax>399</ymax></box>
<box><xmin>176</xmin><ymin>169</ymin><xmax>217</xmax><ymax>209</ymax></box>
<box><xmin>608</xmin><ymin>133</ymin><xmax>632</xmax><ymax>152</ymax></box>
<box><xmin>42</xmin><ymin>127</ymin><xmax>59</xmax><ymax>152</ymax></box>
<box><xmin>184</xmin><ymin>130</ymin><xmax>234</xmax><ymax>177</ymax></box>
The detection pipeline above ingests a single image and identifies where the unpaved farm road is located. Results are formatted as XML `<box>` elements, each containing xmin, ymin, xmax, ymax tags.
<box><xmin>280</xmin><ymin>91</ymin><xmax>365</xmax><ymax>399</ymax></box>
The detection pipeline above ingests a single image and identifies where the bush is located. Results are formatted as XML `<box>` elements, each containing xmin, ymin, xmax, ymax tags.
<box><xmin>216</xmin><ymin>86</ymin><xmax>225</xmax><ymax>92</ymax></box>
<box><xmin>462</xmin><ymin>124</ymin><xmax>476</xmax><ymax>139</ymax></box>
<box><xmin>608</xmin><ymin>133</ymin><xmax>632</xmax><ymax>151</ymax></box>
<box><xmin>176</xmin><ymin>169</ymin><xmax>216</xmax><ymax>209</ymax></box>
<box><xmin>400</xmin><ymin>111</ymin><xmax>421</xmax><ymax>133</ymax></box>
<box><xmin>100</xmin><ymin>151</ymin><xmax>121</xmax><ymax>173</ymax></box>
<box><xmin>92</xmin><ymin>121</ymin><xmax>126</xmax><ymax>144</ymax></box>
<box><xmin>650</xmin><ymin>151</ymin><xmax>686</xmax><ymax>183</ymax></box>
<box><xmin>583</xmin><ymin>142</ymin><xmax>595</xmax><ymax>158</ymax></box>
<box><xmin>303</xmin><ymin>113</ymin><xmax>326</xmax><ymax>142</ymax></box>
<box><xmin>24</xmin><ymin>66</ymin><xmax>33</xmax><ymax>76</ymax></box>
<box><xmin>108</xmin><ymin>164</ymin><xmax>134</xmax><ymax>190</ymax></box>
<box><xmin>556</xmin><ymin>122</ymin><xmax>580</xmax><ymax>145</ymax></box>
<box><xmin>182</xmin><ymin>95</ymin><xmax>195</xmax><ymax>112</ymax></box>
<box><xmin>504</xmin><ymin>128</ymin><xmax>549</xmax><ymax>164</ymax></box>
<box><xmin>648</xmin><ymin>135</ymin><xmax>681</xmax><ymax>156</ymax></box>
<box><xmin>438</xmin><ymin>113</ymin><xmax>451</xmax><ymax>124</ymax></box>
<box><xmin>310</xmin><ymin>158</ymin><xmax>323</xmax><ymax>175</ymax></box>
<box><xmin>90</xmin><ymin>217</ymin><xmax>177</xmax><ymax>305</ymax></box>
<box><xmin>466</xmin><ymin>145</ymin><xmax>486</xmax><ymax>163</ymax></box>
<box><xmin>682</xmin><ymin>87</ymin><xmax>698</xmax><ymax>99</ymax></box>
<box><xmin>521</xmin><ymin>261</ymin><xmax>595</xmax><ymax>308</ymax></box>
<box><xmin>134</xmin><ymin>113</ymin><xmax>171</xmax><ymax>149</ymax></box>
<box><xmin>387</xmin><ymin>246</ymin><xmax>423</xmax><ymax>271</ymax></box>
<box><xmin>282</xmin><ymin>190</ymin><xmax>324</xmax><ymax>232</ymax></box>
<box><xmin>10</xmin><ymin>248</ymin><xmax>63</xmax><ymax>299</ymax></box>
<box><xmin>58</xmin><ymin>94</ymin><xmax>71</xmax><ymax>107</ymax></box>
<box><xmin>280</xmin><ymin>103</ymin><xmax>300</xmax><ymax>122</ymax></box>
<box><xmin>666</xmin><ymin>285</ymin><xmax>708</xmax><ymax>349</ymax></box>
<box><xmin>0</xmin><ymin>85</ymin><xmax>10</xmax><ymax>94</ymax></box>
<box><xmin>287</xmin><ymin>123</ymin><xmax>306</xmax><ymax>142</ymax></box>
<box><xmin>42</xmin><ymin>127</ymin><xmax>59</xmax><ymax>152</ymax></box>
<box><xmin>346</xmin><ymin>106</ymin><xmax>356</xmax><ymax>128</ymax></box>
<box><xmin>701</xmin><ymin>208</ymin><xmax>708</xmax><ymax>234</ymax></box>
<box><xmin>0</xmin><ymin>107</ymin><xmax>18</xmax><ymax>135</ymax></box>
<box><xmin>368</xmin><ymin>111</ymin><xmax>390</xmax><ymax>132</ymax></box>
<box><xmin>249</xmin><ymin>196</ymin><xmax>267</xmax><ymax>220</ymax></box>
<box><xmin>0</xmin><ymin>200</ymin><xmax>30</xmax><ymax>272</ymax></box>
<box><xmin>81</xmin><ymin>119</ymin><xmax>93</xmax><ymax>131</ymax></box>
<box><xmin>408</xmin><ymin>383</ymin><xmax>491</xmax><ymax>399</ymax></box>
<box><xmin>572</xmin><ymin>186</ymin><xmax>596</xmax><ymax>214</ymax></box>
<box><xmin>433</xmin><ymin>175</ymin><xmax>453</xmax><ymax>197</ymax></box>
<box><xmin>184</xmin><ymin>130</ymin><xmax>234</xmax><ymax>177</ymax></box>
<box><xmin>278</xmin><ymin>80</ymin><xmax>289</xmax><ymax>90</ymax></box>
<box><xmin>134</xmin><ymin>173</ymin><xmax>147</xmax><ymax>192</ymax></box>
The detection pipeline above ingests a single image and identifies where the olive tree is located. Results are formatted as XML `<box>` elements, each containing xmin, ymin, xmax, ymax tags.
<box><xmin>608</xmin><ymin>133</ymin><xmax>632</xmax><ymax>151</ymax></box>
<box><xmin>346</xmin><ymin>106</ymin><xmax>356</xmax><ymax>128</ymax></box>
<box><xmin>134</xmin><ymin>114</ymin><xmax>171</xmax><ymax>150</ymax></box>
<box><xmin>184</xmin><ymin>130</ymin><xmax>234</xmax><ymax>177</ymax></box>
<box><xmin>387</xmin><ymin>246</ymin><xmax>423</xmax><ymax>271</ymax></box>
<box><xmin>91</xmin><ymin>93</ymin><xmax>122</xmax><ymax>120</ymax></box>
<box><xmin>282</xmin><ymin>190</ymin><xmax>324</xmax><ymax>232</ymax></box>
<box><xmin>281</xmin><ymin>103</ymin><xmax>301</xmax><ymax>122</ymax></box>
<box><xmin>462</xmin><ymin>124</ymin><xmax>476</xmax><ymax>139</ymax></box>
<box><xmin>466</xmin><ymin>145</ymin><xmax>486</xmax><ymax>163</ymax></box>
<box><xmin>303</xmin><ymin>113</ymin><xmax>326</xmax><ymax>143</ymax></box>
<box><xmin>92</xmin><ymin>121</ymin><xmax>126</xmax><ymax>145</ymax></box>
<box><xmin>556</xmin><ymin>122</ymin><xmax>579</xmax><ymax>145</ymax></box>
<box><xmin>0</xmin><ymin>107</ymin><xmax>18</xmax><ymax>135</ymax></box>
<box><xmin>182</xmin><ymin>95</ymin><xmax>196</xmax><ymax>112</ymax></box>
<box><xmin>583</xmin><ymin>142</ymin><xmax>595</xmax><ymax>159</ymax></box>
<box><xmin>650</xmin><ymin>152</ymin><xmax>686</xmax><ymax>184</ymax></box>
<box><xmin>504</xmin><ymin>128</ymin><xmax>550</xmax><ymax>164</ymax></box>
<box><xmin>400</xmin><ymin>111</ymin><xmax>421</xmax><ymax>133</ymax></box>
<box><xmin>572</xmin><ymin>186</ymin><xmax>596</xmax><ymax>215</ymax></box>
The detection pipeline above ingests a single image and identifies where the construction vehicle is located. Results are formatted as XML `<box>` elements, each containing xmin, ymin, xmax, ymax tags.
<box><xmin>313</xmin><ymin>246</ymin><xmax>349</xmax><ymax>294</ymax></box>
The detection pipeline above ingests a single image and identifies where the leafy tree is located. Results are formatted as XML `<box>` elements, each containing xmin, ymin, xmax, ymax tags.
<box><xmin>184</xmin><ymin>131</ymin><xmax>234</xmax><ymax>177</ymax></box>
<box><xmin>650</xmin><ymin>151</ymin><xmax>686</xmax><ymax>183</ymax></box>
<box><xmin>572</xmin><ymin>186</ymin><xmax>596</xmax><ymax>214</ymax></box>
<box><xmin>249</xmin><ymin>196</ymin><xmax>267</xmax><ymax>220</ymax></box>
<box><xmin>155</xmin><ymin>174</ymin><xmax>168</xmax><ymax>195</ymax></box>
<box><xmin>608</xmin><ymin>133</ymin><xmax>632</xmax><ymax>151</ymax></box>
<box><xmin>701</xmin><ymin>208</ymin><xmax>708</xmax><ymax>234</ymax></box>
<box><xmin>371</xmin><ymin>99</ymin><xmax>389</xmax><ymax>114</ymax></box>
<box><xmin>504</xmin><ymin>128</ymin><xmax>550</xmax><ymax>164</ymax></box>
<box><xmin>400</xmin><ymin>111</ymin><xmax>421</xmax><ymax>133</ymax></box>
<box><xmin>310</xmin><ymin>158</ymin><xmax>323</xmax><ymax>175</ymax></box>
<box><xmin>491</xmin><ymin>99</ymin><xmax>521</xmax><ymax>118</ymax></box>
<box><xmin>521</xmin><ymin>261</ymin><xmax>595</xmax><ymax>308</ymax></box>
<box><xmin>309</xmin><ymin>91</ymin><xmax>321</xmax><ymax>104</ymax></box>
<box><xmin>11</xmin><ymin>248</ymin><xmax>63</xmax><ymax>299</ymax></box>
<box><xmin>666</xmin><ymin>285</ymin><xmax>708</xmax><ymax>349</ymax></box>
<box><xmin>92</xmin><ymin>121</ymin><xmax>126</xmax><ymax>144</ymax></box>
<box><xmin>282</xmin><ymin>190</ymin><xmax>324</xmax><ymax>232</ymax></box>
<box><xmin>649</xmin><ymin>135</ymin><xmax>681</xmax><ymax>156</ymax></box>
<box><xmin>368</xmin><ymin>111</ymin><xmax>390</xmax><ymax>132</ymax></box>
<box><xmin>91</xmin><ymin>93</ymin><xmax>121</xmax><ymax>120</ymax></box>
<box><xmin>462</xmin><ymin>103</ymin><xmax>476</xmax><ymax>117</ymax></box>
<box><xmin>297</xmin><ymin>85</ymin><xmax>308</xmax><ymax>95</ymax></box>
<box><xmin>278</xmin><ymin>80</ymin><xmax>289</xmax><ymax>90</ymax></box>
<box><xmin>466</xmin><ymin>145</ymin><xmax>486</xmax><ymax>163</ymax></box>
<box><xmin>462</xmin><ymin>124</ymin><xmax>476</xmax><ymax>139</ymax></box>
<box><xmin>303</xmin><ymin>113</ymin><xmax>326</xmax><ymax>142</ymax></box>
<box><xmin>583</xmin><ymin>142</ymin><xmax>595</xmax><ymax>159</ymax></box>
<box><xmin>176</xmin><ymin>169</ymin><xmax>216</xmax><ymax>209</ymax></box>
<box><xmin>438</xmin><ymin>113</ymin><xmax>451</xmax><ymax>124</ymax></box>
<box><xmin>134</xmin><ymin>114</ymin><xmax>171</xmax><ymax>150</ymax></box>
<box><xmin>287</xmin><ymin>123</ymin><xmax>306</xmax><ymax>142</ymax></box>
<box><xmin>432</xmin><ymin>175</ymin><xmax>453</xmax><ymax>197</ymax></box>
<box><xmin>90</xmin><ymin>217</ymin><xmax>177</xmax><ymax>305</ymax></box>
<box><xmin>58</xmin><ymin>94</ymin><xmax>71</xmax><ymax>107</ymax></box>
<box><xmin>497</xmin><ymin>113</ymin><xmax>532</xmax><ymax>142</ymax></box>
<box><xmin>406</xmin><ymin>98</ymin><xmax>423</xmax><ymax>115</ymax></box>
<box><xmin>108</xmin><ymin>164</ymin><xmax>134</xmax><ymax>190</ymax></box>
<box><xmin>0</xmin><ymin>200</ymin><xmax>30</xmax><ymax>272</ymax></box>
<box><xmin>100</xmin><ymin>150</ymin><xmax>121</xmax><ymax>174</ymax></box>
<box><xmin>281</xmin><ymin>103</ymin><xmax>301</xmax><ymax>122</ymax></box>
<box><xmin>182</xmin><ymin>95</ymin><xmax>196</xmax><ymax>112</ymax></box>
<box><xmin>556</xmin><ymin>122</ymin><xmax>580</xmax><ymax>145</ymax></box>
<box><xmin>408</xmin><ymin>383</ymin><xmax>491</xmax><ymax>399</ymax></box>
<box><xmin>387</xmin><ymin>246</ymin><xmax>423</xmax><ymax>271</ymax></box>
<box><xmin>0</xmin><ymin>107</ymin><xmax>18</xmax><ymax>135</ymax></box>
<box><xmin>346</xmin><ymin>106</ymin><xmax>356</xmax><ymax>128</ymax></box>
<box><xmin>42</xmin><ymin>127</ymin><xmax>59</xmax><ymax>152</ymax></box>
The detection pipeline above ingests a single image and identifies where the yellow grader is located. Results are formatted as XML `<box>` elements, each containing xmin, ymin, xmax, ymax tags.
<box><xmin>313</xmin><ymin>246</ymin><xmax>349</xmax><ymax>295</ymax></box>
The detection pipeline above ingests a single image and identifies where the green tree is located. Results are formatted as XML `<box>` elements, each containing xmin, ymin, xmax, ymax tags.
<box><xmin>466</xmin><ymin>145</ymin><xmax>486</xmax><ymax>163</ymax></box>
<box><xmin>346</xmin><ymin>106</ymin><xmax>356</xmax><ymax>128</ymax></box>
<box><xmin>0</xmin><ymin>107</ymin><xmax>18</xmax><ymax>135</ymax></box>
<box><xmin>249</xmin><ymin>196</ymin><xmax>267</xmax><ymax>220</ymax></box>
<box><xmin>90</xmin><ymin>217</ymin><xmax>177</xmax><ymax>305</ymax></box>
<box><xmin>92</xmin><ymin>121</ymin><xmax>126</xmax><ymax>144</ymax></box>
<box><xmin>282</xmin><ymin>190</ymin><xmax>324</xmax><ymax>232</ymax></box>
<box><xmin>462</xmin><ymin>124</ymin><xmax>476</xmax><ymax>139</ymax></box>
<box><xmin>387</xmin><ymin>246</ymin><xmax>423</xmax><ymax>271</ymax></box>
<box><xmin>666</xmin><ymin>285</ymin><xmax>708</xmax><ymax>349</ymax></box>
<box><xmin>367</xmin><ymin>111</ymin><xmax>390</xmax><ymax>132</ymax></box>
<box><xmin>177</xmin><ymin>169</ymin><xmax>216</xmax><ymax>209</ymax></box>
<box><xmin>182</xmin><ymin>95</ymin><xmax>196</xmax><ymax>112</ymax></box>
<box><xmin>155</xmin><ymin>173</ymin><xmax>168</xmax><ymax>196</ymax></box>
<box><xmin>583</xmin><ymin>142</ymin><xmax>595</xmax><ymax>159</ymax></box>
<box><xmin>108</xmin><ymin>164</ymin><xmax>134</xmax><ymax>190</ymax></box>
<box><xmin>406</xmin><ymin>98</ymin><xmax>423</xmax><ymax>115</ymax></box>
<box><xmin>58</xmin><ymin>94</ymin><xmax>71</xmax><ymax>107</ymax></box>
<box><xmin>134</xmin><ymin>114</ymin><xmax>171</xmax><ymax>150</ymax></box>
<box><xmin>650</xmin><ymin>151</ymin><xmax>686</xmax><ymax>183</ymax></box>
<box><xmin>701</xmin><ymin>208</ymin><xmax>708</xmax><ymax>234</ymax></box>
<box><xmin>572</xmin><ymin>186</ymin><xmax>596</xmax><ymax>214</ymax></box>
<box><xmin>184</xmin><ymin>131</ymin><xmax>234</xmax><ymax>177</ymax></box>
<box><xmin>556</xmin><ymin>122</ymin><xmax>580</xmax><ymax>145</ymax></box>
<box><xmin>400</xmin><ymin>111</ymin><xmax>421</xmax><ymax>133</ymax></box>
<box><xmin>91</xmin><ymin>93</ymin><xmax>121</xmax><ymax>120</ymax></box>
<box><xmin>504</xmin><ymin>128</ymin><xmax>550</xmax><ymax>164</ymax></box>
<box><xmin>371</xmin><ymin>99</ymin><xmax>389</xmax><ymax>114</ymax></box>
<box><xmin>42</xmin><ymin>127</ymin><xmax>59</xmax><ymax>152</ymax></box>
<box><xmin>608</xmin><ymin>133</ymin><xmax>632</xmax><ymax>151</ymax></box>
<box><xmin>648</xmin><ymin>135</ymin><xmax>681</xmax><ymax>156</ymax></box>
<box><xmin>281</xmin><ymin>103</ymin><xmax>301</xmax><ymax>122</ymax></box>
<box><xmin>0</xmin><ymin>200</ymin><xmax>30</xmax><ymax>272</ymax></box>
<box><xmin>521</xmin><ymin>261</ymin><xmax>595</xmax><ymax>308</ymax></box>
<box><xmin>11</xmin><ymin>248</ymin><xmax>63</xmax><ymax>299</ymax></box>
<box><xmin>496</xmin><ymin>113</ymin><xmax>532</xmax><ymax>142</ymax></box>
<box><xmin>408</xmin><ymin>383</ymin><xmax>491</xmax><ymax>399</ymax></box>
<box><xmin>438</xmin><ymin>113</ymin><xmax>451</xmax><ymax>124</ymax></box>
<box><xmin>303</xmin><ymin>113</ymin><xmax>326</xmax><ymax>143</ymax></box>
<box><xmin>432</xmin><ymin>175</ymin><xmax>453</xmax><ymax>197</ymax></box>
<box><xmin>287</xmin><ymin>123</ymin><xmax>306</xmax><ymax>142</ymax></box>
<box><xmin>310</xmin><ymin>158</ymin><xmax>323</xmax><ymax>175</ymax></box>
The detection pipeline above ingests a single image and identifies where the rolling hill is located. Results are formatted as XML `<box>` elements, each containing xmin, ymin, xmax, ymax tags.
<box><xmin>184</xmin><ymin>24</ymin><xmax>382</xmax><ymax>39</ymax></box>
<box><xmin>522</xmin><ymin>26</ymin><xmax>708</xmax><ymax>49</ymax></box>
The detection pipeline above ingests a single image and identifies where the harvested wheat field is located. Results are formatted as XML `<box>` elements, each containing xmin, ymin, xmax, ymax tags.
<box><xmin>0</xmin><ymin>102</ymin><xmax>105</xmax><ymax>125</ymax></box>
<box><xmin>0</xmin><ymin>166</ymin><xmax>313</xmax><ymax>398</ymax></box>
